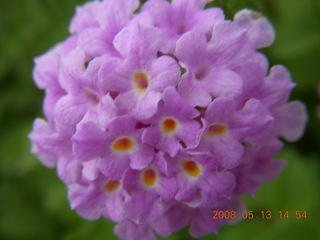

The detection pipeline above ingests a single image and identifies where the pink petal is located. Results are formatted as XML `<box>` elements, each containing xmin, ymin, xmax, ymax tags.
<box><xmin>273</xmin><ymin>101</ymin><xmax>308</xmax><ymax>141</ymax></box>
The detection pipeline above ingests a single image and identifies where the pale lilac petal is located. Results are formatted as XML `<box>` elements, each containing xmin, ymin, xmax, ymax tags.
<box><xmin>208</xmin><ymin>69</ymin><xmax>243</xmax><ymax>98</ymax></box>
<box><xmin>142</xmin><ymin>126</ymin><xmax>162</xmax><ymax>149</ymax></box>
<box><xmin>115</xmin><ymin>220</ymin><xmax>157</xmax><ymax>240</ymax></box>
<box><xmin>261</xmin><ymin>65</ymin><xmax>296</xmax><ymax>108</ymax></box>
<box><xmin>79</xmin><ymin>94</ymin><xmax>118</xmax><ymax>127</ymax></box>
<box><xmin>189</xmin><ymin>206</ymin><xmax>225</xmax><ymax>237</ymax></box>
<box><xmin>29</xmin><ymin>118</ymin><xmax>71</xmax><ymax>163</ymax></box>
<box><xmin>130</xmin><ymin>145</ymin><xmax>154</xmax><ymax>170</ymax></box>
<box><xmin>113</xmin><ymin>25</ymin><xmax>162</xmax><ymax>68</ymax></box>
<box><xmin>124</xmin><ymin>192</ymin><xmax>164</xmax><ymax>223</ymax></box>
<box><xmin>105</xmin><ymin>115</ymin><xmax>136</xmax><ymax>136</ymax></box>
<box><xmin>76</xmin><ymin>28</ymin><xmax>114</xmax><ymax>58</ymax></box>
<box><xmin>154</xmin><ymin>152</ymin><xmax>176</xmax><ymax>176</ymax></box>
<box><xmin>273</xmin><ymin>101</ymin><xmax>308</xmax><ymax>141</ymax></box>
<box><xmin>104</xmin><ymin>194</ymin><xmax>127</xmax><ymax>222</ymax></box>
<box><xmin>33</xmin><ymin>47</ymin><xmax>60</xmax><ymax>89</ymax></box>
<box><xmin>82</xmin><ymin>159</ymin><xmax>100</xmax><ymax>181</ymax></box>
<box><xmin>114</xmin><ymin>91</ymin><xmax>138</xmax><ymax>115</ymax></box>
<box><xmin>131</xmin><ymin>91</ymin><xmax>162</xmax><ymax>120</ymax></box>
<box><xmin>68</xmin><ymin>183</ymin><xmax>104</xmax><ymax>220</ymax></box>
<box><xmin>149</xmin><ymin>56</ymin><xmax>180</xmax><ymax>92</ymax></box>
<box><xmin>233</xmin><ymin>61</ymin><xmax>265</xmax><ymax>103</ymax></box>
<box><xmin>209</xmin><ymin>21</ymin><xmax>253</xmax><ymax>65</ymax></box>
<box><xmin>129</xmin><ymin>11</ymin><xmax>155</xmax><ymax>28</ymax></box>
<box><xmin>116</xmin><ymin>90</ymin><xmax>161</xmax><ymax>120</ymax></box>
<box><xmin>97</xmin><ymin>0</ymin><xmax>139</xmax><ymax>27</ymax></box>
<box><xmin>247</xmin><ymin>52</ymin><xmax>270</xmax><ymax>76</ymax></box>
<box><xmin>178</xmin><ymin>121</ymin><xmax>201</xmax><ymax>148</ymax></box>
<box><xmin>123</xmin><ymin>169</ymin><xmax>141</xmax><ymax>191</ymax></box>
<box><xmin>99</xmin><ymin>154</ymin><xmax>130</xmax><ymax>179</ymax></box>
<box><xmin>42</xmin><ymin>89</ymin><xmax>66</xmax><ymax>122</ymax></box>
<box><xmin>161</xmin><ymin>86</ymin><xmax>200</xmax><ymax>118</ymax></box>
<box><xmin>98</xmin><ymin>57</ymin><xmax>131</xmax><ymax>92</ymax></box>
<box><xmin>29</xmin><ymin>118</ymin><xmax>60</xmax><ymax>167</ymax></box>
<box><xmin>210</xmin><ymin>136</ymin><xmax>244</xmax><ymax>169</ymax></box>
<box><xmin>141</xmin><ymin>0</ymin><xmax>171</xmax><ymax>29</ymax></box>
<box><xmin>200</xmin><ymin>171</ymin><xmax>236</xmax><ymax>206</ymax></box>
<box><xmin>72</xmin><ymin>122</ymin><xmax>107</xmax><ymax>161</ymax></box>
<box><xmin>175</xmin><ymin>176</ymin><xmax>197</xmax><ymax>202</ymax></box>
<box><xmin>54</xmin><ymin>95</ymin><xmax>87</xmax><ymax>134</ymax></box>
<box><xmin>157</xmin><ymin>176</ymin><xmax>177</xmax><ymax>201</ymax></box>
<box><xmin>176</xmin><ymin>31</ymin><xmax>207</xmax><ymax>67</ymax></box>
<box><xmin>69</xmin><ymin>1</ymin><xmax>100</xmax><ymax>33</ymax></box>
<box><xmin>160</xmin><ymin>136</ymin><xmax>182</xmax><ymax>157</ymax></box>
<box><xmin>205</xmin><ymin>97</ymin><xmax>237</xmax><ymax>123</ymax></box>
<box><xmin>58</xmin><ymin>48</ymin><xmax>86</xmax><ymax>94</ymax></box>
<box><xmin>231</xmin><ymin>98</ymin><xmax>274</xmax><ymax>142</ymax></box>
<box><xmin>234</xmin><ymin>9</ymin><xmax>275</xmax><ymax>49</ymax></box>
<box><xmin>178</xmin><ymin>73</ymin><xmax>212</xmax><ymax>107</ymax></box>
<box><xmin>152</xmin><ymin>203</ymin><xmax>191</xmax><ymax>234</ymax></box>
<box><xmin>57</xmin><ymin>156</ymin><xmax>82</xmax><ymax>184</ymax></box>
<box><xmin>192</xmin><ymin>7</ymin><xmax>225</xmax><ymax>34</ymax></box>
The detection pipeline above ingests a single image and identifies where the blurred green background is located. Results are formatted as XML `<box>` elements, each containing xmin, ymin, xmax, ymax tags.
<box><xmin>0</xmin><ymin>0</ymin><xmax>319</xmax><ymax>239</ymax></box>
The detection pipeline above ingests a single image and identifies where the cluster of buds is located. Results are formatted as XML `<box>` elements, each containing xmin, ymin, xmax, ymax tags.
<box><xmin>29</xmin><ymin>0</ymin><xmax>307</xmax><ymax>239</ymax></box>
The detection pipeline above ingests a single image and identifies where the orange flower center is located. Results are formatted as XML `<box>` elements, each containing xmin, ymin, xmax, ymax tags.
<box><xmin>134</xmin><ymin>72</ymin><xmax>149</xmax><ymax>93</ymax></box>
<box><xmin>162</xmin><ymin>117</ymin><xmax>178</xmax><ymax>133</ymax></box>
<box><xmin>112</xmin><ymin>137</ymin><xmax>134</xmax><ymax>152</ymax></box>
<box><xmin>104</xmin><ymin>180</ymin><xmax>121</xmax><ymax>193</ymax></box>
<box><xmin>206</xmin><ymin>124</ymin><xmax>227</xmax><ymax>136</ymax></box>
<box><xmin>182</xmin><ymin>160</ymin><xmax>201</xmax><ymax>178</ymax></box>
<box><xmin>142</xmin><ymin>168</ymin><xmax>157</xmax><ymax>187</ymax></box>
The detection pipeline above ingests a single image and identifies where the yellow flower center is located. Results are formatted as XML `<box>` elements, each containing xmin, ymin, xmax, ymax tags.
<box><xmin>206</xmin><ymin>124</ymin><xmax>227</xmax><ymax>136</ymax></box>
<box><xmin>104</xmin><ymin>180</ymin><xmax>121</xmax><ymax>193</ymax></box>
<box><xmin>163</xmin><ymin>118</ymin><xmax>177</xmax><ymax>132</ymax></box>
<box><xmin>112</xmin><ymin>137</ymin><xmax>134</xmax><ymax>152</ymax></box>
<box><xmin>161</xmin><ymin>117</ymin><xmax>179</xmax><ymax>135</ymax></box>
<box><xmin>142</xmin><ymin>168</ymin><xmax>158</xmax><ymax>187</ymax></box>
<box><xmin>134</xmin><ymin>71</ymin><xmax>149</xmax><ymax>93</ymax></box>
<box><xmin>182</xmin><ymin>160</ymin><xmax>201</xmax><ymax>178</ymax></box>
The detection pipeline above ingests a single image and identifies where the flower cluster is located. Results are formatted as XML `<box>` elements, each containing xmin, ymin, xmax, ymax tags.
<box><xmin>29</xmin><ymin>0</ymin><xmax>307</xmax><ymax>239</ymax></box>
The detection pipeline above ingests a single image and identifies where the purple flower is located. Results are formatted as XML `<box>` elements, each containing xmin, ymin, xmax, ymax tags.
<box><xmin>173</xmin><ymin>151</ymin><xmax>235</xmax><ymax>208</ymax></box>
<box><xmin>68</xmin><ymin>173</ymin><xmax>128</xmax><ymax>221</ymax></box>
<box><xmin>72</xmin><ymin>115</ymin><xmax>154</xmax><ymax>179</ymax></box>
<box><xmin>142</xmin><ymin>0</ymin><xmax>224</xmax><ymax>53</ymax></box>
<box><xmin>29</xmin><ymin>0</ymin><xmax>308</xmax><ymax>239</ymax></box>
<box><xmin>194</xmin><ymin>97</ymin><xmax>274</xmax><ymax>169</ymax></box>
<box><xmin>99</xmin><ymin>25</ymin><xmax>180</xmax><ymax>120</ymax></box>
<box><xmin>56</xmin><ymin>49</ymin><xmax>119</xmax><ymax>135</ymax></box>
<box><xmin>175</xmin><ymin>29</ymin><xmax>250</xmax><ymax>107</ymax></box>
<box><xmin>122</xmin><ymin>155</ymin><xmax>177</xmax><ymax>223</ymax></box>
<box><xmin>142</xmin><ymin>86</ymin><xmax>201</xmax><ymax>157</ymax></box>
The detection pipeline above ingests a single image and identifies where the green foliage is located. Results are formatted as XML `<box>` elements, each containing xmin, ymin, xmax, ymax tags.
<box><xmin>207</xmin><ymin>0</ymin><xmax>267</xmax><ymax>18</ymax></box>
<box><xmin>0</xmin><ymin>0</ymin><xmax>319</xmax><ymax>239</ymax></box>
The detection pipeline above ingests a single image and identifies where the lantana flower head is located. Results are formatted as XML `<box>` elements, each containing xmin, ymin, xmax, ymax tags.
<box><xmin>29</xmin><ymin>0</ymin><xmax>307</xmax><ymax>239</ymax></box>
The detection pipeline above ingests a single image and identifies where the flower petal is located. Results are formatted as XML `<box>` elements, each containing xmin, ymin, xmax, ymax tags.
<box><xmin>234</xmin><ymin>9</ymin><xmax>275</xmax><ymax>49</ymax></box>
<box><xmin>273</xmin><ymin>101</ymin><xmax>308</xmax><ymax>142</ymax></box>
<box><xmin>72</xmin><ymin>121</ymin><xmax>107</xmax><ymax>161</ymax></box>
